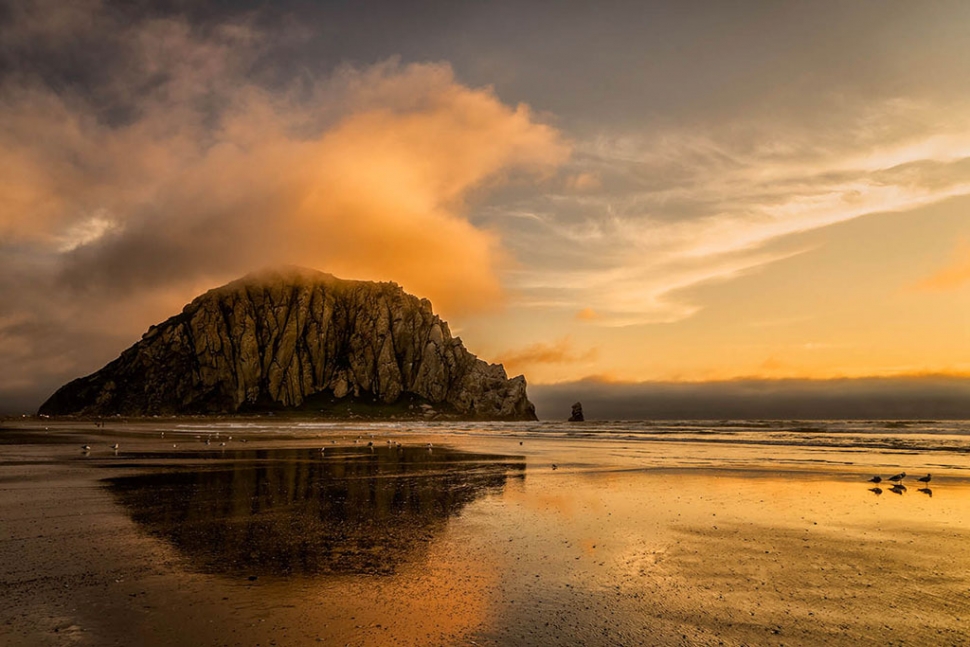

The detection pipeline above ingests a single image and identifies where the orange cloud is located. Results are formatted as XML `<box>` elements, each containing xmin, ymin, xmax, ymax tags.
<box><xmin>565</xmin><ymin>171</ymin><xmax>601</xmax><ymax>192</ymax></box>
<box><xmin>913</xmin><ymin>240</ymin><xmax>970</xmax><ymax>291</ymax></box>
<box><xmin>575</xmin><ymin>307</ymin><xmax>600</xmax><ymax>321</ymax></box>
<box><xmin>0</xmin><ymin>24</ymin><xmax>569</xmax><ymax>316</ymax></box>
<box><xmin>497</xmin><ymin>337</ymin><xmax>598</xmax><ymax>374</ymax></box>
<box><xmin>285</xmin><ymin>74</ymin><xmax>569</xmax><ymax>313</ymax></box>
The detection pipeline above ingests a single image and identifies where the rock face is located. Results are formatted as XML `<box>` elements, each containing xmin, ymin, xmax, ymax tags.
<box><xmin>39</xmin><ymin>267</ymin><xmax>537</xmax><ymax>420</ymax></box>
<box><xmin>568</xmin><ymin>401</ymin><xmax>584</xmax><ymax>422</ymax></box>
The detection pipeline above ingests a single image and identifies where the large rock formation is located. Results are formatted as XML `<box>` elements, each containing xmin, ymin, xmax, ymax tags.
<box><xmin>39</xmin><ymin>267</ymin><xmax>537</xmax><ymax>420</ymax></box>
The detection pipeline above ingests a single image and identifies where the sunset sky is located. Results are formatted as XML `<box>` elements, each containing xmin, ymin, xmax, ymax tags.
<box><xmin>2</xmin><ymin>1</ymin><xmax>969</xmax><ymax>415</ymax></box>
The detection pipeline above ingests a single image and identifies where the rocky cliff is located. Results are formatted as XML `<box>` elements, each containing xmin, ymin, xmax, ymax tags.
<box><xmin>39</xmin><ymin>267</ymin><xmax>537</xmax><ymax>420</ymax></box>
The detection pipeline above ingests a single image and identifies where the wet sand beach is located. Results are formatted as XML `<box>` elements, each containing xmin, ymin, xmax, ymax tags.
<box><xmin>2</xmin><ymin>419</ymin><xmax>970</xmax><ymax>646</ymax></box>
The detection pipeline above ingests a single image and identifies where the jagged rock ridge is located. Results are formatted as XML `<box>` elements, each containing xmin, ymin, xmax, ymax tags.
<box><xmin>39</xmin><ymin>267</ymin><xmax>537</xmax><ymax>420</ymax></box>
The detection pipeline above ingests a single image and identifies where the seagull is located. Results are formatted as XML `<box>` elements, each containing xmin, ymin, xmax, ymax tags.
<box><xmin>81</xmin><ymin>444</ymin><xmax>91</xmax><ymax>451</ymax></box>
<box><xmin>869</xmin><ymin>487</ymin><xmax>883</xmax><ymax>496</ymax></box>
<box><xmin>888</xmin><ymin>472</ymin><xmax>906</xmax><ymax>485</ymax></box>
<box><xmin>111</xmin><ymin>443</ymin><xmax>119</xmax><ymax>450</ymax></box>
<box><xmin>868</xmin><ymin>476</ymin><xmax>882</xmax><ymax>484</ymax></box>
<box><xmin>917</xmin><ymin>474</ymin><xmax>932</xmax><ymax>486</ymax></box>
<box><xmin>426</xmin><ymin>443</ymin><xmax>433</xmax><ymax>448</ymax></box>
<box><xmin>552</xmin><ymin>464</ymin><xmax>558</xmax><ymax>470</ymax></box>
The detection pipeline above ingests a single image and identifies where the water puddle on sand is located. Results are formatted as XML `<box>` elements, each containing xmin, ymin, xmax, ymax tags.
<box><xmin>105</xmin><ymin>446</ymin><xmax>525</xmax><ymax>577</ymax></box>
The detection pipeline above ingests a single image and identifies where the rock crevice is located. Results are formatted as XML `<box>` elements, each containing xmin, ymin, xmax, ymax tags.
<box><xmin>39</xmin><ymin>267</ymin><xmax>537</xmax><ymax>420</ymax></box>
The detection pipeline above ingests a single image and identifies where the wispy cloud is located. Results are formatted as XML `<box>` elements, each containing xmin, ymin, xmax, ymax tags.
<box><xmin>494</xmin><ymin>99</ymin><xmax>970</xmax><ymax>325</ymax></box>
<box><xmin>496</xmin><ymin>337</ymin><xmax>598</xmax><ymax>376</ymax></box>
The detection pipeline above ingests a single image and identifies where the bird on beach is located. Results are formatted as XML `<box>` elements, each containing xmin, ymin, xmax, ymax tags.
<box><xmin>81</xmin><ymin>444</ymin><xmax>91</xmax><ymax>451</ymax></box>
<box><xmin>868</xmin><ymin>476</ymin><xmax>882</xmax><ymax>484</ymax></box>
<box><xmin>869</xmin><ymin>487</ymin><xmax>882</xmax><ymax>496</ymax></box>
<box><xmin>111</xmin><ymin>443</ymin><xmax>119</xmax><ymax>450</ymax></box>
<box><xmin>917</xmin><ymin>474</ymin><xmax>932</xmax><ymax>486</ymax></box>
<box><xmin>888</xmin><ymin>472</ymin><xmax>906</xmax><ymax>485</ymax></box>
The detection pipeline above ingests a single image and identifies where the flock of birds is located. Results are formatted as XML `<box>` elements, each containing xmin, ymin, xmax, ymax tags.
<box><xmin>316</xmin><ymin>437</ymin><xmax>433</xmax><ymax>454</ymax></box>
<box><xmin>83</xmin><ymin>432</ymin><xmax>442</xmax><ymax>457</ymax></box>
<box><xmin>867</xmin><ymin>471</ymin><xmax>934</xmax><ymax>496</ymax></box>
<box><xmin>81</xmin><ymin>430</ymin><xmax>247</xmax><ymax>453</ymax></box>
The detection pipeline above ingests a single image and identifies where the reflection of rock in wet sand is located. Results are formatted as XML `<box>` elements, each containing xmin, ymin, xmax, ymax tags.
<box><xmin>107</xmin><ymin>446</ymin><xmax>524</xmax><ymax>576</ymax></box>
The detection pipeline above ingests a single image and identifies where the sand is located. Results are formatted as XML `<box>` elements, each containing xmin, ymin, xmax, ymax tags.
<box><xmin>2</xmin><ymin>419</ymin><xmax>970</xmax><ymax>646</ymax></box>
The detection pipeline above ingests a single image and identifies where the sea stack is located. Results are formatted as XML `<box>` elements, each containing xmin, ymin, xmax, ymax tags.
<box><xmin>568</xmin><ymin>401</ymin><xmax>584</xmax><ymax>422</ymax></box>
<box><xmin>39</xmin><ymin>267</ymin><xmax>537</xmax><ymax>420</ymax></box>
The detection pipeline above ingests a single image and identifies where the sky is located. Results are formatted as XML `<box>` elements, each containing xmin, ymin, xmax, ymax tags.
<box><xmin>1</xmin><ymin>0</ymin><xmax>969</xmax><ymax>417</ymax></box>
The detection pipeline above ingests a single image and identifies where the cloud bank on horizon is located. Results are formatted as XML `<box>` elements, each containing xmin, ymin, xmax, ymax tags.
<box><xmin>1</xmin><ymin>0</ymin><xmax>969</xmax><ymax>411</ymax></box>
